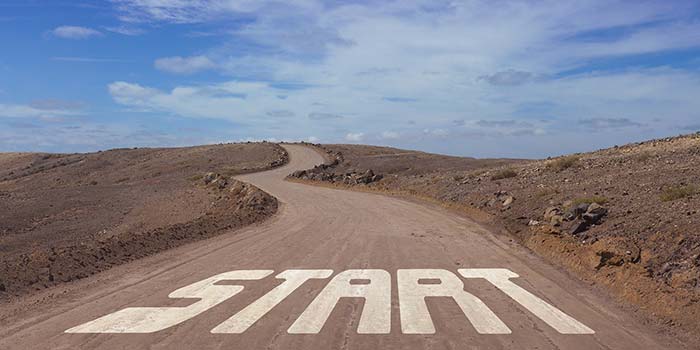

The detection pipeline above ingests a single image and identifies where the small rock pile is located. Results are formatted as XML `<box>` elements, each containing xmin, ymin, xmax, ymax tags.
<box><xmin>203</xmin><ymin>172</ymin><xmax>229</xmax><ymax>189</ymax></box>
<box><xmin>270</xmin><ymin>147</ymin><xmax>289</xmax><ymax>167</ymax></box>
<box><xmin>291</xmin><ymin>166</ymin><xmax>383</xmax><ymax>185</ymax></box>
<box><xmin>541</xmin><ymin>202</ymin><xmax>608</xmax><ymax>235</ymax></box>
<box><xmin>485</xmin><ymin>191</ymin><xmax>515</xmax><ymax>209</ymax></box>
<box><xmin>288</xmin><ymin>146</ymin><xmax>382</xmax><ymax>185</ymax></box>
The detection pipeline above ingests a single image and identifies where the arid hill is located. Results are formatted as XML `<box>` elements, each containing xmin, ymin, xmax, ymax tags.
<box><xmin>290</xmin><ymin>134</ymin><xmax>700</xmax><ymax>337</ymax></box>
<box><xmin>0</xmin><ymin>142</ymin><xmax>287</xmax><ymax>298</ymax></box>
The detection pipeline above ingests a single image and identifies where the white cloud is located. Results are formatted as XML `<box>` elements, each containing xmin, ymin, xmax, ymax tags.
<box><xmin>108</xmin><ymin>81</ymin><xmax>161</xmax><ymax>107</ymax></box>
<box><xmin>307</xmin><ymin>136</ymin><xmax>319</xmax><ymax>143</ymax></box>
<box><xmin>154</xmin><ymin>55</ymin><xmax>217</xmax><ymax>74</ymax></box>
<box><xmin>51</xmin><ymin>25</ymin><xmax>102</xmax><ymax>39</ymax></box>
<box><xmin>381</xmin><ymin>131</ymin><xmax>400</xmax><ymax>139</ymax></box>
<box><xmin>345</xmin><ymin>132</ymin><xmax>364</xmax><ymax>142</ymax></box>
<box><xmin>102</xmin><ymin>1</ymin><xmax>700</xmax><ymax>156</ymax></box>
<box><xmin>110</xmin><ymin>0</ymin><xmax>316</xmax><ymax>24</ymax></box>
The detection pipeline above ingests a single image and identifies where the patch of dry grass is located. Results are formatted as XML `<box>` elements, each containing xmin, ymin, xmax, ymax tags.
<box><xmin>547</xmin><ymin>155</ymin><xmax>580</xmax><ymax>172</ymax></box>
<box><xmin>490</xmin><ymin>168</ymin><xmax>518</xmax><ymax>180</ymax></box>
<box><xmin>660</xmin><ymin>185</ymin><xmax>697</xmax><ymax>202</ymax></box>
<box><xmin>570</xmin><ymin>196</ymin><xmax>608</xmax><ymax>208</ymax></box>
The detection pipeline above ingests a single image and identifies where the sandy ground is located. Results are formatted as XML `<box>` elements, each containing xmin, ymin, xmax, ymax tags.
<box><xmin>0</xmin><ymin>145</ymin><xmax>688</xmax><ymax>349</ymax></box>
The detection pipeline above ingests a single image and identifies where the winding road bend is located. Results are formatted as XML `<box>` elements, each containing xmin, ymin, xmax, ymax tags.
<box><xmin>0</xmin><ymin>145</ymin><xmax>679</xmax><ymax>349</ymax></box>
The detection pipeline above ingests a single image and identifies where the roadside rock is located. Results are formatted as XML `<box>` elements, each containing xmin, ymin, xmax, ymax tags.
<box><xmin>203</xmin><ymin>172</ymin><xmax>219</xmax><ymax>185</ymax></box>
<box><xmin>291</xmin><ymin>170</ymin><xmax>307</xmax><ymax>178</ymax></box>
<box><xmin>356</xmin><ymin>169</ymin><xmax>375</xmax><ymax>184</ymax></box>
<box><xmin>569</xmin><ymin>220</ymin><xmax>589</xmax><ymax>235</ymax></box>
<box><xmin>566</xmin><ymin>203</ymin><xmax>590</xmax><ymax>221</ymax></box>
<box><xmin>287</xmin><ymin>157</ymin><xmax>383</xmax><ymax>186</ymax></box>
<box><xmin>583</xmin><ymin>203</ymin><xmax>608</xmax><ymax>224</ymax></box>
<box><xmin>203</xmin><ymin>172</ymin><xmax>229</xmax><ymax>189</ymax></box>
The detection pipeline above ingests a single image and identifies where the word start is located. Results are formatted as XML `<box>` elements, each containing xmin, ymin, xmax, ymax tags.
<box><xmin>66</xmin><ymin>268</ymin><xmax>594</xmax><ymax>335</ymax></box>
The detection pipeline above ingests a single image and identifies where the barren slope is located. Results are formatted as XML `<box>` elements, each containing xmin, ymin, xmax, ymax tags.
<box><xmin>291</xmin><ymin>135</ymin><xmax>700</xmax><ymax>338</ymax></box>
<box><xmin>0</xmin><ymin>142</ymin><xmax>287</xmax><ymax>298</ymax></box>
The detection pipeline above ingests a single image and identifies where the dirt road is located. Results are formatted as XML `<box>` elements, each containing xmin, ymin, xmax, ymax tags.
<box><xmin>0</xmin><ymin>145</ymin><xmax>684</xmax><ymax>349</ymax></box>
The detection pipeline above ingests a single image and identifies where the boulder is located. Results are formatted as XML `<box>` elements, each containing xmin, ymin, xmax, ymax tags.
<box><xmin>582</xmin><ymin>203</ymin><xmax>608</xmax><ymax>224</ymax></box>
<box><xmin>356</xmin><ymin>169</ymin><xmax>375</xmax><ymax>184</ymax></box>
<box><xmin>291</xmin><ymin>170</ymin><xmax>307</xmax><ymax>178</ymax></box>
<box><xmin>502</xmin><ymin>196</ymin><xmax>514</xmax><ymax>207</ymax></box>
<box><xmin>565</xmin><ymin>203</ymin><xmax>590</xmax><ymax>221</ymax></box>
<box><xmin>569</xmin><ymin>220</ymin><xmax>589</xmax><ymax>235</ymax></box>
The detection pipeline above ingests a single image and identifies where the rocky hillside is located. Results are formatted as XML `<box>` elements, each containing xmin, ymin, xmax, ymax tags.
<box><xmin>0</xmin><ymin>142</ymin><xmax>287</xmax><ymax>298</ymax></box>
<box><xmin>290</xmin><ymin>134</ymin><xmax>700</xmax><ymax>337</ymax></box>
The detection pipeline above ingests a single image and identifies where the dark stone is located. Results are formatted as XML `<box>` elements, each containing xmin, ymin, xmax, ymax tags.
<box><xmin>291</xmin><ymin>170</ymin><xmax>307</xmax><ymax>178</ymax></box>
<box><xmin>569</xmin><ymin>220</ymin><xmax>589</xmax><ymax>235</ymax></box>
<box><xmin>566</xmin><ymin>203</ymin><xmax>590</xmax><ymax>220</ymax></box>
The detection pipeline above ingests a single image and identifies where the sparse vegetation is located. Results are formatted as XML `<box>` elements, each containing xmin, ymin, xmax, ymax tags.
<box><xmin>490</xmin><ymin>168</ymin><xmax>518</xmax><ymax>180</ymax></box>
<box><xmin>467</xmin><ymin>169</ymin><xmax>488</xmax><ymax>179</ymax></box>
<box><xmin>660</xmin><ymin>185</ymin><xmax>698</xmax><ymax>202</ymax></box>
<box><xmin>634</xmin><ymin>151</ymin><xmax>653</xmax><ymax>162</ymax></box>
<box><xmin>570</xmin><ymin>195</ymin><xmax>608</xmax><ymax>208</ymax></box>
<box><xmin>187</xmin><ymin>174</ymin><xmax>204</xmax><ymax>182</ymax></box>
<box><xmin>115</xmin><ymin>177</ymin><xmax>130</xmax><ymax>184</ymax></box>
<box><xmin>535</xmin><ymin>187</ymin><xmax>559</xmax><ymax>198</ymax></box>
<box><xmin>546</xmin><ymin>155</ymin><xmax>580</xmax><ymax>172</ymax></box>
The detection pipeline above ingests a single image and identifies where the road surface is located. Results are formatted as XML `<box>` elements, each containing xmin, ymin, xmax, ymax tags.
<box><xmin>0</xmin><ymin>145</ymin><xmax>680</xmax><ymax>349</ymax></box>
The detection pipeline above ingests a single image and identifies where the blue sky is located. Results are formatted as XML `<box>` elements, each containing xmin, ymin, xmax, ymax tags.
<box><xmin>1</xmin><ymin>0</ymin><xmax>700</xmax><ymax>158</ymax></box>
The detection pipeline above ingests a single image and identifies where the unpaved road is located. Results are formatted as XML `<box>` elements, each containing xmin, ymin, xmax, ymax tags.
<box><xmin>0</xmin><ymin>145</ymin><xmax>684</xmax><ymax>349</ymax></box>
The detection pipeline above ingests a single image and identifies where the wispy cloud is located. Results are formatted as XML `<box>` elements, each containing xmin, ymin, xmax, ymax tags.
<box><xmin>29</xmin><ymin>99</ymin><xmax>85</xmax><ymax>111</ymax></box>
<box><xmin>476</xmin><ymin>120</ymin><xmax>534</xmax><ymax>128</ymax></box>
<box><xmin>0</xmin><ymin>103</ymin><xmax>82</xmax><ymax>119</ymax></box>
<box><xmin>478</xmin><ymin>70</ymin><xmax>537</xmax><ymax>86</ymax></box>
<box><xmin>380</xmin><ymin>131</ymin><xmax>400</xmax><ymax>139</ymax></box>
<box><xmin>154</xmin><ymin>55</ymin><xmax>217</xmax><ymax>74</ymax></box>
<box><xmin>383</xmin><ymin>97</ymin><xmax>417</xmax><ymax>103</ymax></box>
<box><xmin>51</xmin><ymin>25</ymin><xmax>102</xmax><ymax>39</ymax></box>
<box><xmin>104</xmin><ymin>25</ymin><xmax>144</xmax><ymax>36</ymax></box>
<box><xmin>266</xmin><ymin>110</ymin><xmax>295</xmax><ymax>118</ymax></box>
<box><xmin>51</xmin><ymin>56</ymin><xmax>129</xmax><ymax>63</ymax></box>
<box><xmin>308</xmin><ymin>112</ymin><xmax>343</xmax><ymax>120</ymax></box>
<box><xmin>578</xmin><ymin>117</ymin><xmax>644</xmax><ymax>131</ymax></box>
